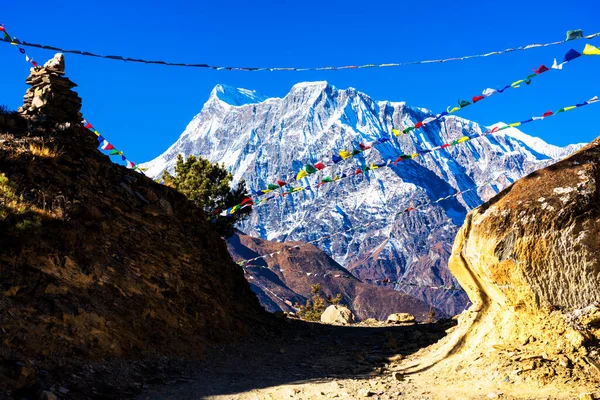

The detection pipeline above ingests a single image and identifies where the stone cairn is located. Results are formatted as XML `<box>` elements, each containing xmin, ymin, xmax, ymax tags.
<box><xmin>19</xmin><ymin>53</ymin><xmax>83</xmax><ymax>124</ymax></box>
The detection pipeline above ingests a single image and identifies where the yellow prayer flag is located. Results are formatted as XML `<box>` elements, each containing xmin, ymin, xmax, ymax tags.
<box><xmin>509</xmin><ymin>122</ymin><xmax>521</xmax><ymax>127</ymax></box>
<box><xmin>333</xmin><ymin>176</ymin><xmax>340</xmax><ymax>181</ymax></box>
<box><xmin>583</xmin><ymin>44</ymin><xmax>600</xmax><ymax>56</ymax></box>
<box><xmin>457</xmin><ymin>136</ymin><xmax>469</xmax><ymax>143</ymax></box>
<box><xmin>448</xmin><ymin>106</ymin><xmax>460</xmax><ymax>113</ymax></box>
<box><xmin>93</xmin><ymin>130</ymin><xmax>100</xmax><ymax>136</ymax></box>
<box><xmin>411</xmin><ymin>153</ymin><xmax>419</xmax><ymax>159</ymax></box>
<box><xmin>392</xmin><ymin>128</ymin><xmax>400</xmax><ymax>136</ymax></box>
<box><xmin>511</xmin><ymin>80</ymin><xmax>524</xmax><ymax>88</ymax></box>
<box><xmin>563</xmin><ymin>106</ymin><xmax>576</xmax><ymax>112</ymax></box>
<box><xmin>295</xmin><ymin>170</ymin><xmax>309</xmax><ymax>181</ymax></box>
<box><xmin>339</xmin><ymin>150</ymin><xmax>352</xmax><ymax>160</ymax></box>
<box><xmin>370</xmin><ymin>163</ymin><xmax>379</xmax><ymax>170</ymax></box>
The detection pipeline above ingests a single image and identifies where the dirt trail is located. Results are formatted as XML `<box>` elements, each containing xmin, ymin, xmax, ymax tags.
<box><xmin>136</xmin><ymin>316</ymin><xmax>597</xmax><ymax>400</ymax></box>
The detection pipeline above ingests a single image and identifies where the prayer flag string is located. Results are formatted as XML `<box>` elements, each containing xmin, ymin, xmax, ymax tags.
<box><xmin>236</xmin><ymin>177</ymin><xmax>500</xmax><ymax>266</ymax></box>
<box><xmin>222</xmin><ymin>95</ymin><xmax>599</xmax><ymax>217</ymax></box>
<box><xmin>1</xmin><ymin>28</ymin><xmax>597</xmax><ymax>71</ymax></box>
<box><xmin>218</xmin><ymin>44</ymin><xmax>600</xmax><ymax>215</ymax></box>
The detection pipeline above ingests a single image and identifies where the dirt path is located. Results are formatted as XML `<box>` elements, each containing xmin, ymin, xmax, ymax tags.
<box><xmin>135</xmin><ymin>317</ymin><xmax>452</xmax><ymax>399</ymax></box>
<box><xmin>134</xmin><ymin>315</ymin><xmax>599</xmax><ymax>400</ymax></box>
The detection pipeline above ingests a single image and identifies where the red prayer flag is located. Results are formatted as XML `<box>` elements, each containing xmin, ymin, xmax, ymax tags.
<box><xmin>240</xmin><ymin>197</ymin><xmax>254</xmax><ymax>205</ymax></box>
<box><xmin>0</xmin><ymin>26</ymin><xmax>5</xmax><ymax>32</ymax></box>
<box><xmin>533</xmin><ymin>65</ymin><xmax>550</xmax><ymax>74</ymax></box>
<box><xmin>542</xmin><ymin>111</ymin><xmax>553</xmax><ymax>117</ymax></box>
<box><xmin>491</xmin><ymin>127</ymin><xmax>499</xmax><ymax>133</ymax></box>
<box><xmin>276</xmin><ymin>179</ymin><xmax>286</xmax><ymax>187</ymax></box>
<box><xmin>103</xmin><ymin>143</ymin><xmax>115</xmax><ymax>150</ymax></box>
<box><xmin>84</xmin><ymin>123</ymin><xmax>92</xmax><ymax>129</ymax></box>
<box><xmin>355</xmin><ymin>169</ymin><xmax>362</xmax><ymax>175</ymax></box>
<box><xmin>415</xmin><ymin>121</ymin><xmax>423</xmax><ymax>129</ymax></box>
<box><xmin>314</xmin><ymin>162</ymin><xmax>326</xmax><ymax>170</ymax></box>
<box><xmin>441</xmin><ymin>144</ymin><xmax>450</xmax><ymax>149</ymax></box>
<box><xmin>472</xmin><ymin>95</ymin><xmax>485</xmax><ymax>103</ymax></box>
<box><xmin>359</xmin><ymin>143</ymin><xmax>371</xmax><ymax>151</ymax></box>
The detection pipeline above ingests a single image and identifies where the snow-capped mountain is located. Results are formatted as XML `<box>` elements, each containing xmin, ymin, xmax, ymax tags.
<box><xmin>143</xmin><ymin>82</ymin><xmax>584</xmax><ymax>315</ymax></box>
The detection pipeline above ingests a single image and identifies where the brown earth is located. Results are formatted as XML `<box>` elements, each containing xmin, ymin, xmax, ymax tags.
<box><xmin>227</xmin><ymin>232</ymin><xmax>444</xmax><ymax>321</ymax></box>
<box><xmin>0</xmin><ymin>58</ymin><xmax>264</xmax><ymax>397</ymax></box>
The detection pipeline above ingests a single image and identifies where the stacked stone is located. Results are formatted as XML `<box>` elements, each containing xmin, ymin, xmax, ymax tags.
<box><xmin>19</xmin><ymin>53</ymin><xmax>83</xmax><ymax>124</ymax></box>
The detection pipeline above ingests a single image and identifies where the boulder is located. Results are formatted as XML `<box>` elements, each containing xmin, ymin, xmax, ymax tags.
<box><xmin>320</xmin><ymin>305</ymin><xmax>355</xmax><ymax>325</ymax></box>
<box><xmin>386</xmin><ymin>313</ymin><xmax>416</xmax><ymax>324</ymax></box>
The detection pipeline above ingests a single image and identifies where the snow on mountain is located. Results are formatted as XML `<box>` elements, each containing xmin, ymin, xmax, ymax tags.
<box><xmin>210</xmin><ymin>84</ymin><xmax>268</xmax><ymax>107</ymax></box>
<box><xmin>142</xmin><ymin>82</ymin><xmax>584</xmax><ymax>315</ymax></box>
<box><xmin>492</xmin><ymin>122</ymin><xmax>585</xmax><ymax>159</ymax></box>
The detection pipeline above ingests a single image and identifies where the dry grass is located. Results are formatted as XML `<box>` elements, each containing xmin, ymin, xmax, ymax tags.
<box><xmin>29</xmin><ymin>142</ymin><xmax>63</xmax><ymax>159</ymax></box>
<box><xmin>0</xmin><ymin>173</ymin><xmax>61</xmax><ymax>224</ymax></box>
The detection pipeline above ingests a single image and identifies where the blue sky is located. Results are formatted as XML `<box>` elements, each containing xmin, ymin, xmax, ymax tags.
<box><xmin>1</xmin><ymin>0</ymin><xmax>599</xmax><ymax>164</ymax></box>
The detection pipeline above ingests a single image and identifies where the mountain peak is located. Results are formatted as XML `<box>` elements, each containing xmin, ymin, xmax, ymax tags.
<box><xmin>209</xmin><ymin>84</ymin><xmax>267</xmax><ymax>107</ymax></box>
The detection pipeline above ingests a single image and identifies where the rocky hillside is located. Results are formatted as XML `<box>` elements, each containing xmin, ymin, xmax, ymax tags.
<box><xmin>399</xmin><ymin>135</ymin><xmax>600</xmax><ymax>394</ymax></box>
<box><xmin>142</xmin><ymin>82</ymin><xmax>583</xmax><ymax>316</ymax></box>
<box><xmin>0</xmin><ymin>55</ymin><xmax>264</xmax><ymax>396</ymax></box>
<box><xmin>228</xmin><ymin>232</ymin><xmax>443</xmax><ymax>321</ymax></box>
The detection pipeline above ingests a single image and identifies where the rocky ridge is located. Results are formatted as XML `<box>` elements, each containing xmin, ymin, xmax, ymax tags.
<box><xmin>0</xmin><ymin>55</ymin><xmax>264</xmax><ymax>397</ymax></box>
<box><xmin>227</xmin><ymin>231</ymin><xmax>443</xmax><ymax>321</ymax></box>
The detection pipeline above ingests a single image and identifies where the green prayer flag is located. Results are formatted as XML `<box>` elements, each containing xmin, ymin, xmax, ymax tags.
<box><xmin>109</xmin><ymin>150</ymin><xmax>120</xmax><ymax>155</ymax></box>
<box><xmin>459</xmin><ymin>100</ymin><xmax>471</xmax><ymax>108</ymax></box>
<box><xmin>403</xmin><ymin>126</ymin><xmax>415</xmax><ymax>133</ymax></box>
<box><xmin>555</xmin><ymin>108</ymin><xmax>565</xmax><ymax>114</ymax></box>
<box><xmin>304</xmin><ymin>164</ymin><xmax>317</xmax><ymax>174</ymax></box>
<box><xmin>352</xmin><ymin>149</ymin><xmax>362</xmax><ymax>156</ymax></box>
<box><xmin>566</xmin><ymin>29</ymin><xmax>583</xmax><ymax>41</ymax></box>
<box><xmin>322</xmin><ymin>177</ymin><xmax>333</xmax><ymax>183</ymax></box>
<box><xmin>267</xmin><ymin>183</ymin><xmax>279</xmax><ymax>190</ymax></box>
<box><xmin>526</xmin><ymin>73</ymin><xmax>537</xmax><ymax>80</ymax></box>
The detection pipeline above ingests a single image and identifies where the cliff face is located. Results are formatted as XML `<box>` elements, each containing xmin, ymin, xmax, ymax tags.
<box><xmin>400</xmin><ymin>136</ymin><xmax>600</xmax><ymax>393</ymax></box>
<box><xmin>227</xmin><ymin>232</ymin><xmax>442</xmax><ymax>321</ymax></box>
<box><xmin>0</xmin><ymin>55</ymin><xmax>263</xmax><ymax>393</ymax></box>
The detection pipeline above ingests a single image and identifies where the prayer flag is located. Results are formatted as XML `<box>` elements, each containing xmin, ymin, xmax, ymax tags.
<box><xmin>563</xmin><ymin>49</ymin><xmax>581</xmax><ymax>62</ymax></box>
<box><xmin>359</xmin><ymin>143</ymin><xmax>371</xmax><ymax>151</ymax></box>
<box><xmin>296</xmin><ymin>170</ymin><xmax>309</xmax><ymax>180</ymax></box>
<box><xmin>415</xmin><ymin>121</ymin><xmax>424</xmax><ymax>129</ymax></box>
<box><xmin>352</xmin><ymin>149</ymin><xmax>361</xmax><ymax>156</ymax></box>
<box><xmin>509</xmin><ymin>122</ymin><xmax>521</xmax><ymax>127</ymax></box>
<box><xmin>267</xmin><ymin>184</ymin><xmax>279</xmax><ymax>190</ymax></box>
<box><xmin>377</xmin><ymin>137</ymin><xmax>390</xmax><ymax>143</ymax></box>
<box><xmin>482</xmin><ymin>88</ymin><xmax>497</xmax><ymax>97</ymax></box>
<box><xmin>339</xmin><ymin>150</ymin><xmax>352</xmax><ymax>160</ymax></box>
<box><xmin>101</xmin><ymin>140</ymin><xmax>115</xmax><ymax>150</ymax></box>
<box><xmin>403</xmin><ymin>126</ymin><xmax>415</xmax><ymax>134</ymax></box>
<box><xmin>392</xmin><ymin>128</ymin><xmax>400</xmax><ymax>136</ymax></box>
<box><xmin>533</xmin><ymin>64</ymin><xmax>549</xmax><ymax>74</ymax></box>
<box><xmin>447</xmin><ymin>106</ymin><xmax>460</xmax><ymax>113</ymax></box>
<box><xmin>551</xmin><ymin>58</ymin><xmax>564</xmax><ymax>70</ymax></box>
<box><xmin>542</xmin><ymin>111</ymin><xmax>554</xmax><ymax>117</ymax></box>
<box><xmin>566</xmin><ymin>29</ymin><xmax>583</xmax><ymax>41</ymax></box>
<box><xmin>331</xmin><ymin>154</ymin><xmax>342</xmax><ymax>163</ymax></box>
<box><xmin>109</xmin><ymin>150</ymin><xmax>120</xmax><ymax>156</ymax></box>
<box><xmin>459</xmin><ymin>99</ymin><xmax>471</xmax><ymax>108</ymax></box>
<box><xmin>277</xmin><ymin>180</ymin><xmax>286</xmax><ymax>187</ymax></box>
<box><xmin>472</xmin><ymin>95</ymin><xmax>485</xmax><ymax>103</ymax></box>
<box><xmin>304</xmin><ymin>164</ymin><xmax>317</xmax><ymax>174</ymax></box>
<box><xmin>314</xmin><ymin>162</ymin><xmax>326</xmax><ymax>170</ymax></box>
<box><xmin>583</xmin><ymin>44</ymin><xmax>600</xmax><ymax>56</ymax></box>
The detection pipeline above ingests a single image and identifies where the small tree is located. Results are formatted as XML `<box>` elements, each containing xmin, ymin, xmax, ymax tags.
<box><xmin>295</xmin><ymin>284</ymin><xmax>343</xmax><ymax>321</ymax></box>
<box><xmin>162</xmin><ymin>154</ymin><xmax>251</xmax><ymax>236</ymax></box>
